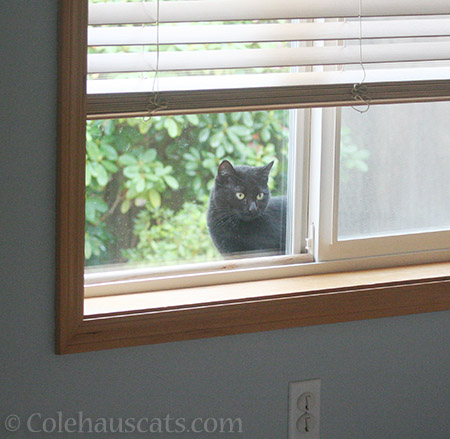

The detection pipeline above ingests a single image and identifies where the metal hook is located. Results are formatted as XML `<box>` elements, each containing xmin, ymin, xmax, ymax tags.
<box><xmin>351</xmin><ymin>83</ymin><xmax>371</xmax><ymax>114</ymax></box>
<box><xmin>146</xmin><ymin>94</ymin><xmax>168</xmax><ymax>117</ymax></box>
<box><xmin>351</xmin><ymin>0</ymin><xmax>371</xmax><ymax>114</ymax></box>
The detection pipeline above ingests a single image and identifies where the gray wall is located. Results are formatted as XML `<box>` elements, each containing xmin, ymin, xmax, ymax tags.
<box><xmin>1</xmin><ymin>2</ymin><xmax>449</xmax><ymax>438</ymax></box>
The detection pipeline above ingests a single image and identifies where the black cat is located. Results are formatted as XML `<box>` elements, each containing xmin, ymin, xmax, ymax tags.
<box><xmin>207</xmin><ymin>160</ymin><xmax>286</xmax><ymax>256</ymax></box>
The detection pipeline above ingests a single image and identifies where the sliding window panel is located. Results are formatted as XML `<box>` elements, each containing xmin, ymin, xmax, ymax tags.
<box><xmin>315</xmin><ymin>103</ymin><xmax>450</xmax><ymax>262</ymax></box>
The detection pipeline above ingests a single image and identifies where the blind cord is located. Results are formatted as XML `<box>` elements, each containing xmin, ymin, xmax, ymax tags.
<box><xmin>352</xmin><ymin>0</ymin><xmax>371</xmax><ymax>113</ymax></box>
<box><xmin>146</xmin><ymin>0</ymin><xmax>166</xmax><ymax>116</ymax></box>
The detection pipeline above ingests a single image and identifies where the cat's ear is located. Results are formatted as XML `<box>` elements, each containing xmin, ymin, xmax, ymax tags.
<box><xmin>260</xmin><ymin>161</ymin><xmax>274</xmax><ymax>177</ymax></box>
<box><xmin>217</xmin><ymin>160</ymin><xmax>236</xmax><ymax>178</ymax></box>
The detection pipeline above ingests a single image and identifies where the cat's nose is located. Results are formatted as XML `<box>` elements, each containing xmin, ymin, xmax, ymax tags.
<box><xmin>249</xmin><ymin>201</ymin><xmax>257</xmax><ymax>214</ymax></box>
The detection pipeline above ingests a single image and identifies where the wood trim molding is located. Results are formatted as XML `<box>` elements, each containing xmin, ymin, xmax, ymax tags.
<box><xmin>62</xmin><ymin>264</ymin><xmax>449</xmax><ymax>353</ymax></box>
<box><xmin>56</xmin><ymin>0</ymin><xmax>88</xmax><ymax>354</ymax></box>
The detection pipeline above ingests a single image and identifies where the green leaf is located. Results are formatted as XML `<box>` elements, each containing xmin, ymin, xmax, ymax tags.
<box><xmin>164</xmin><ymin>175</ymin><xmax>179</xmax><ymax>190</ymax></box>
<box><xmin>223</xmin><ymin>140</ymin><xmax>234</xmax><ymax>154</ymax></box>
<box><xmin>198</xmin><ymin>127</ymin><xmax>210</xmax><ymax>143</ymax></box>
<box><xmin>85</xmin><ymin>238</ymin><xmax>92</xmax><ymax>260</ymax></box>
<box><xmin>101</xmin><ymin>143</ymin><xmax>118</xmax><ymax>160</ymax></box>
<box><xmin>242</xmin><ymin>112</ymin><xmax>253</xmax><ymax>127</ymax></box>
<box><xmin>164</xmin><ymin>118</ymin><xmax>179</xmax><ymax>138</ymax></box>
<box><xmin>136</xmin><ymin>176</ymin><xmax>146</xmax><ymax>193</ymax></box>
<box><xmin>86</xmin><ymin>140</ymin><xmax>100</xmax><ymax>161</ymax></box>
<box><xmin>96</xmin><ymin>165</ymin><xmax>108</xmax><ymax>186</ymax></box>
<box><xmin>193</xmin><ymin>176</ymin><xmax>202</xmax><ymax>192</ymax></box>
<box><xmin>345</xmin><ymin>144</ymin><xmax>357</xmax><ymax>153</ymax></box>
<box><xmin>148</xmin><ymin>188</ymin><xmax>161</xmax><ymax>209</ymax></box>
<box><xmin>189</xmin><ymin>147</ymin><xmax>201</xmax><ymax>159</ymax></box>
<box><xmin>209</xmin><ymin>131</ymin><xmax>224</xmax><ymax>148</ymax></box>
<box><xmin>231</xmin><ymin>112</ymin><xmax>241</xmax><ymax>123</ymax></box>
<box><xmin>142</xmin><ymin>148</ymin><xmax>157</xmax><ymax>163</ymax></box>
<box><xmin>85</xmin><ymin>163</ymin><xmax>92</xmax><ymax>186</ymax></box>
<box><xmin>216</xmin><ymin>144</ymin><xmax>225</xmax><ymax>158</ymax></box>
<box><xmin>186</xmin><ymin>114</ymin><xmax>199</xmax><ymax>125</ymax></box>
<box><xmin>125</xmin><ymin>187</ymin><xmax>137</xmax><ymax>199</ymax></box>
<box><xmin>90</xmin><ymin>161</ymin><xmax>101</xmax><ymax>177</ymax></box>
<box><xmin>186</xmin><ymin>162</ymin><xmax>198</xmax><ymax>172</ymax></box>
<box><xmin>183</xmin><ymin>153</ymin><xmax>197</xmax><ymax>162</ymax></box>
<box><xmin>266</xmin><ymin>143</ymin><xmax>275</xmax><ymax>153</ymax></box>
<box><xmin>346</xmin><ymin>160</ymin><xmax>357</xmax><ymax>169</ymax></box>
<box><xmin>354</xmin><ymin>161</ymin><xmax>369</xmax><ymax>172</ymax></box>
<box><xmin>355</xmin><ymin>149</ymin><xmax>370</xmax><ymax>160</ymax></box>
<box><xmin>120</xmin><ymin>199</ymin><xmax>131</xmax><ymax>214</ymax></box>
<box><xmin>104</xmin><ymin>119</ymin><xmax>115</xmax><ymax>135</ymax></box>
<box><xmin>228</xmin><ymin>125</ymin><xmax>251</xmax><ymax>137</ymax></box>
<box><xmin>85</xmin><ymin>200</ymin><xmax>97</xmax><ymax>224</ymax></box>
<box><xmin>139</xmin><ymin>120</ymin><xmax>151</xmax><ymax>134</ymax></box>
<box><xmin>95</xmin><ymin>198</ymin><xmax>108</xmax><ymax>213</ymax></box>
<box><xmin>123</xmin><ymin>165</ymin><xmax>140</xmax><ymax>178</ymax></box>
<box><xmin>152</xmin><ymin>166</ymin><xmax>163</xmax><ymax>177</ymax></box>
<box><xmin>119</xmin><ymin>154</ymin><xmax>138</xmax><ymax>166</ymax></box>
<box><xmin>85</xmin><ymin>197</ymin><xmax>108</xmax><ymax>224</ymax></box>
<box><xmin>226</xmin><ymin>130</ymin><xmax>241</xmax><ymax>146</ymax></box>
<box><xmin>202</xmin><ymin>158</ymin><xmax>216</xmax><ymax>171</ymax></box>
<box><xmin>102</xmin><ymin>160</ymin><xmax>118</xmax><ymax>173</ymax></box>
<box><xmin>261</xmin><ymin>127</ymin><xmax>271</xmax><ymax>143</ymax></box>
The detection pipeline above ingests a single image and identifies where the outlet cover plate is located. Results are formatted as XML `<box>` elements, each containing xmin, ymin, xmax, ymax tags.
<box><xmin>288</xmin><ymin>379</ymin><xmax>321</xmax><ymax>439</ymax></box>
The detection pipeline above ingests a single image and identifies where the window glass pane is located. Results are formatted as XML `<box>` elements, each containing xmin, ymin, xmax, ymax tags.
<box><xmin>85</xmin><ymin>110</ymin><xmax>289</xmax><ymax>272</ymax></box>
<box><xmin>338</xmin><ymin>102</ymin><xmax>450</xmax><ymax>239</ymax></box>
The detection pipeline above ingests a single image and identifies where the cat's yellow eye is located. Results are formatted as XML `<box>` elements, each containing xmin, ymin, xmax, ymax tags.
<box><xmin>256</xmin><ymin>193</ymin><xmax>264</xmax><ymax>200</ymax></box>
<box><xmin>236</xmin><ymin>192</ymin><xmax>245</xmax><ymax>200</ymax></box>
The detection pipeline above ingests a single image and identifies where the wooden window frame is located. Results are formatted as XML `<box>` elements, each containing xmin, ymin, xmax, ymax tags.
<box><xmin>56</xmin><ymin>0</ymin><xmax>450</xmax><ymax>354</ymax></box>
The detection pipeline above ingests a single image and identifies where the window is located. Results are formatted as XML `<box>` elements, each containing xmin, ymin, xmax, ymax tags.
<box><xmin>56</xmin><ymin>0</ymin><xmax>450</xmax><ymax>354</ymax></box>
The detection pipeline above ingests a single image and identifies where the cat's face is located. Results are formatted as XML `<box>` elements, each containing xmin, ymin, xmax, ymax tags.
<box><xmin>213</xmin><ymin>160</ymin><xmax>274</xmax><ymax>221</ymax></box>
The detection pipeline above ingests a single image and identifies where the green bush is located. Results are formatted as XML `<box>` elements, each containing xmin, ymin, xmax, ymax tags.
<box><xmin>122</xmin><ymin>198</ymin><xmax>220</xmax><ymax>265</ymax></box>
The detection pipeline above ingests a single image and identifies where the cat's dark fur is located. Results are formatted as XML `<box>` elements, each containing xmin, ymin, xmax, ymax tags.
<box><xmin>207</xmin><ymin>160</ymin><xmax>286</xmax><ymax>256</ymax></box>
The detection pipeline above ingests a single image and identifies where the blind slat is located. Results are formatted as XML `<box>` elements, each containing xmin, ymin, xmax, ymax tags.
<box><xmin>88</xmin><ymin>19</ymin><xmax>450</xmax><ymax>46</ymax></box>
<box><xmin>88</xmin><ymin>42</ymin><xmax>450</xmax><ymax>74</ymax></box>
<box><xmin>87</xmin><ymin>67</ymin><xmax>450</xmax><ymax>95</ymax></box>
<box><xmin>89</xmin><ymin>0</ymin><xmax>450</xmax><ymax>25</ymax></box>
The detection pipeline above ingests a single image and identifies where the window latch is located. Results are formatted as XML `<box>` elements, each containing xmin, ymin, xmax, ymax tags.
<box><xmin>305</xmin><ymin>224</ymin><xmax>315</xmax><ymax>254</ymax></box>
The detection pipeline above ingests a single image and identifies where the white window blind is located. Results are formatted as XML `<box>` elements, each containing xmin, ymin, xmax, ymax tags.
<box><xmin>87</xmin><ymin>0</ymin><xmax>450</xmax><ymax>117</ymax></box>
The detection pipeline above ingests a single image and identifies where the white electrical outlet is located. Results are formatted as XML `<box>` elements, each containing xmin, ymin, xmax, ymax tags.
<box><xmin>288</xmin><ymin>379</ymin><xmax>321</xmax><ymax>439</ymax></box>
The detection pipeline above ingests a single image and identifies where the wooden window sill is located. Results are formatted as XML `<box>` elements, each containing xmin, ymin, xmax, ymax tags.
<box><xmin>84</xmin><ymin>261</ymin><xmax>450</xmax><ymax>315</ymax></box>
<box><xmin>57</xmin><ymin>262</ymin><xmax>450</xmax><ymax>354</ymax></box>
